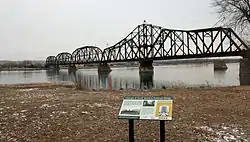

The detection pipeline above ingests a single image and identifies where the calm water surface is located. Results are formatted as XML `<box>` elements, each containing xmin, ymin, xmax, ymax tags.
<box><xmin>0</xmin><ymin>63</ymin><xmax>240</xmax><ymax>90</ymax></box>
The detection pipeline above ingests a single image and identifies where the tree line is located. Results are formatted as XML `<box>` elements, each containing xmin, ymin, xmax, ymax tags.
<box><xmin>0</xmin><ymin>60</ymin><xmax>45</xmax><ymax>69</ymax></box>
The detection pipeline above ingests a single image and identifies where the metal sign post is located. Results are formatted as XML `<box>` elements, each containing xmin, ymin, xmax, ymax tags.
<box><xmin>160</xmin><ymin>120</ymin><xmax>165</xmax><ymax>142</ymax></box>
<box><xmin>129</xmin><ymin>119</ymin><xmax>134</xmax><ymax>142</ymax></box>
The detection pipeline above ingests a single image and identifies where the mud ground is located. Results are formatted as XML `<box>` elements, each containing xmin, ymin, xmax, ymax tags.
<box><xmin>0</xmin><ymin>83</ymin><xmax>249</xmax><ymax>142</ymax></box>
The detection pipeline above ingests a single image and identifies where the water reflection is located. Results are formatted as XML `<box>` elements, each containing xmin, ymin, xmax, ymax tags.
<box><xmin>23</xmin><ymin>71</ymin><xmax>33</xmax><ymax>79</ymax></box>
<box><xmin>46</xmin><ymin>69</ymin><xmax>155</xmax><ymax>90</ymax></box>
<box><xmin>0</xmin><ymin>63</ymin><xmax>240</xmax><ymax>88</ymax></box>
<box><xmin>44</xmin><ymin>62</ymin><xmax>239</xmax><ymax>90</ymax></box>
<box><xmin>46</xmin><ymin>69</ymin><xmax>59</xmax><ymax>77</ymax></box>
<box><xmin>46</xmin><ymin>70</ymin><xmax>60</xmax><ymax>81</ymax></box>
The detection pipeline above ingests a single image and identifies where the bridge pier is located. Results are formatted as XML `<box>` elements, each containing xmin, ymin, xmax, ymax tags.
<box><xmin>139</xmin><ymin>60</ymin><xmax>154</xmax><ymax>73</ymax></box>
<box><xmin>139</xmin><ymin>60</ymin><xmax>154</xmax><ymax>89</ymax></box>
<box><xmin>139</xmin><ymin>71</ymin><xmax>154</xmax><ymax>89</ymax></box>
<box><xmin>214</xmin><ymin>60</ymin><xmax>228</xmax><ymax>71</ymax></box>
<box><xmin>46</xmin><ymin>65</ymin><xmax>60</xmax><ymax>71</ymax></box>
<box><xmin>98</xmin><ymin>71</ymin><xmax>111</xmax><ymax>89</ymax></box>
<box><xmin>98</xmin><ymin>62</ymin><xmax>112</xmax><ymax>73</ymax></box>
<box><xmin>68</xmin><ymin>64</ymin><xmax>77</xmax><ymax>73</ymax></box>
<box><xmin>240</xmin><ymin>57</ymin><xmax>250</xmax><ymax>85</ymax></box>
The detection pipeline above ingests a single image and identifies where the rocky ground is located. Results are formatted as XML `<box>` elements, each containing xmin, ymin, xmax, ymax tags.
<box><xmin>0</xmin><ymin>83</ymin><xmax>249</xmax><ymax>142</ymax></box>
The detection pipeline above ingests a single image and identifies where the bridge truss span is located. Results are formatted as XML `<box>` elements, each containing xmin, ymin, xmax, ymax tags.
<box><xmin>101</xmin><ymin>24</ymin><xmax>248</xmax><ymax>62</ymax></box>
<box><xmin>72</xmin><ymin>46</ymin><xmax>102</xmax><ymax>64</ymax></box>
<box><xmin>55</xmin><ymin>52</ymin><xmax>73</xmax><ymax>65</ymax></box>
<box><xmin>101</xmin><ymin>24</ymin><xmax>164</xmax><ymax>61</ymax></box>
<box><xmin>46</xmin><ymin>56</ymin><xmax>56</xmax><ymax>66</ymax></box>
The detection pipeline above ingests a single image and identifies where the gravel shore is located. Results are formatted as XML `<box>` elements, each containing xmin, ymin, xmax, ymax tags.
<box><xmin>0</xmin><ymin>83</ymin><xmax>249</xmax><ymax>142</ymax></box>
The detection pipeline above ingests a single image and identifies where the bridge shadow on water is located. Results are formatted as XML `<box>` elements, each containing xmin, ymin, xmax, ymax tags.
<box><xmin>45</xmin><ymin>69</ymin><xmax>156</xmax><ymax>90</ymax></box>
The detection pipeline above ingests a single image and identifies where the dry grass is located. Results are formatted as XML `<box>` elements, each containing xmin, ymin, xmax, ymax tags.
<box><xmin>0</xmin><ymin>84</ymin><xmax>249</xmax><ymax>142</ymax></box>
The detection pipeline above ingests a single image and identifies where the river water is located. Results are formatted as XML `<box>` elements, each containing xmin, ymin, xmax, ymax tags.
<box><xmin>0</xmin><ymin>62</ymin><xmax>240</xmax><ymax>90</ymax></box>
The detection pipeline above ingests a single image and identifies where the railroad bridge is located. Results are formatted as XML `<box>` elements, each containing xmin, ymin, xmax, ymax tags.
<box><xmin>45</xmin><ymin>23</ymin><xmax>250</xmax><ymax>85</ymax></box>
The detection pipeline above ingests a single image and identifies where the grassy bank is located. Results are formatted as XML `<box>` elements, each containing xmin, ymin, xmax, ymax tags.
<box><xmin>0</xmin><ymin>83</ymin><xmax>249</xmax><ymax>141</ymax></box>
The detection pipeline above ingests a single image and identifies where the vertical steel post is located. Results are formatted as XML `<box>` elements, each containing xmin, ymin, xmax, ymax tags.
<box><xmin>160</xmin><ymin>120</ymin><xmax>165</xmax><ymax>142</ymax></box>
<box><xmin>129</xmin><ymin>119</ymin><xmax>134</xmax><ymax>142</ymax></box>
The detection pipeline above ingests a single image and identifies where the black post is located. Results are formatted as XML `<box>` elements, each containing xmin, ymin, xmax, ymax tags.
<box><xmin>160</xmin><ymin>120</ymin><xmax>165</xmax><ymax>142</ymax></box>
<box><xmin>129</xmin><ymin>119</ymin><xmax>134</xmax><ymax>142</ymax></box>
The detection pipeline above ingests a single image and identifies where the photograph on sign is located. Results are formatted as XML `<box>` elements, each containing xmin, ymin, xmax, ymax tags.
<box><xmin>120</xmin><ymin>108</ymin><xmax>140</xmax><ymax>115</ymax></box>
<box><xmin>143</xmin><ymin>100</ymin><xmax>155</xmax><ymax>106</ymax></box>
<box><xmin>118</xmin><ymin>96</ymin><xmax>173</xmax><ymax>120</ymax></box>
<box><xmin>159</xmin><ymin>106</ymin><xmax>169</xmax><ymax>116</ymax></box>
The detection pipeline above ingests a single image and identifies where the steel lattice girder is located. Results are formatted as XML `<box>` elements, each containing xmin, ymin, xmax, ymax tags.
<box><xmin>46</xmin><ymin>56</ymin><xmax>56</xmax><ymax>65</ymax></box>
<box><xmin>72</xmin><ymin>46</ymin><xmax>102</xmax><ymax>64</ymax></box>
<box><xmin>101</xmin><ymin>24</ymin><xmax>248</xmax><ymax>62</ymax></box>
<box><xmin>55</xmin><ymin>52</ymin><xmax>72</xmax><ymax>65</ymax></box>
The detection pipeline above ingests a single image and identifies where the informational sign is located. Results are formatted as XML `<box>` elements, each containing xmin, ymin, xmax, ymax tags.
<box><xmin>118</xmin><ymin>96</ymin><xmax>173</xmax><ymax>120</ymax></box>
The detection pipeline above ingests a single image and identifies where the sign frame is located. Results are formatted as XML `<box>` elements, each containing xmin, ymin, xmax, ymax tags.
<box><xmin>118</xmin><ymin>96</ymin><xmax>173</xmax><ymax>121</ymax></box>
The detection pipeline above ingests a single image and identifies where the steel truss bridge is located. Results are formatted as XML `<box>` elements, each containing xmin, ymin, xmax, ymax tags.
<box><xmin>46</xmin><ymin>23</ymin><xmax>249</xmax><ymax>66</ymax></box>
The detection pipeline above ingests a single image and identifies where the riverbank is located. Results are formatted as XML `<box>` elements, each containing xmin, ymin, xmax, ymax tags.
<box><xmin>0</xmin><ymin>83</ymin><xmax>249</xmax><ymax>141</ymax></box>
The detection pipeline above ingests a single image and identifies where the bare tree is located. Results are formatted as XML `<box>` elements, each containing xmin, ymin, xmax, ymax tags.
<box><xmin>212</xmin><ymin>0</ymin><xmax>250</xmax><ymax>34</ymax></box>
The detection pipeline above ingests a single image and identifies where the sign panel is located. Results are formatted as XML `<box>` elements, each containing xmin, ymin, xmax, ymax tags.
<box><xmin>118</xmin><ymin>96</ymin><xmax>173</xmax><ymax>120</ymax></box>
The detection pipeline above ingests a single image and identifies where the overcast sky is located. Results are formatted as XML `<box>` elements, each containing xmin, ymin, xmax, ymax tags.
<box><xmin>0</xmin><ymin>0</ymin><xmax>219</xmax><ymax>60</ymax></box>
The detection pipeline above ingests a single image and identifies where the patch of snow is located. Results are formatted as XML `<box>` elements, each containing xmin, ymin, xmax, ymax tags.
<box><xmin>39</xmin><ymin>104</ymin><xmax>51</xmax><ymax>108</ymax></box>
<box><xmin>13</xmin><ymin>112</ymin><xmax>19</xmax><ymax>116</ymax></box>
<box><xmin>19</xmin><ymin>88</ymin><xmax>37</xmax><ymax>92</ymax></box>
<box><xmin>195</xmin><ymin>125</ymin><xmax>248</xmax><ymax>142</ymax></box>
<box><xmin>20</xmin><ymin>110</ymin><xmax>27</xmax><ymax>113</ymax></box>
<box><xmin>85</xmin><ymin>104</ymin><xmax>94</xmax><ymax>108</ymax></box>
<box><xmin>222</xmin><ymin>135</ymin><xmax>237</xmax><ymax>141</ymax></box>
<box><xmin>85</xmin><ymin>103</ymin><xmax>113</xmax><ymax>108</ymax></box>
<box><xmin>81</xmin><ymin>111</ymin><xmax>89</xmax><ymax>114</ymax></box>
<box><xmin>51</xmin><ymin>111</ymin><xmax>68</xmax><ymax>115</ymax></box>
<box><xmin>60</xmin><ymin>111</ymin><xmax>67</xmax><ymax>114</ymax></box>
<box><xmin>93</xmin><ymin>103</ymin><xmax>113</xmax><ymax>108</ymax></box>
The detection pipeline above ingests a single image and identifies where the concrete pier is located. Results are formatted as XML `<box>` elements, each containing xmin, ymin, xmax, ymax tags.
<box><xmin>47</xmin><ymin>65</ymin><xmax>60</xmax><ymax>71</ymax></box>
<box><xmin>139</xmin><ymin>60</ymin><xmax>154</xmax><ymax>73</ymax></box>
<box><xmin>239</xmin><ymin>50</ymin><xmax>250</xmax><ymax>85</ymax></box>
<box><xmin>98</xmin><ymin>71</ymin><xmax>111</xmax><ymax>89</ymax></box>
<box><xmin>139</xmin><ymin>71</ymin><xmax>154</xmax><ymax>89</ymax></box>
<box><xmin>214</xmin><ymin>60</ymin><xmax>228</xmax><ymax>71</ymax></box>
<box><xmin>98</xmin><ymin>62</ymin><xmax>112</xmax><ymax>73</ymax></box>
<box><xmin>139</xmin><ymin>60</ymin><xmax>154</xmax><ymax>89</ymax></box>
<box><xmin>68</xmin><ymin>64</ymin><xmax>77</xmax><ymax>73</ymax></box>
<box><xmin>240</xmin><ymin>57</ymin><xmax>250</xmax><ymax>85</ymax></box>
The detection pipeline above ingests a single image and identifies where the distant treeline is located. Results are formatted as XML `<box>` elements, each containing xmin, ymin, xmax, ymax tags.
<box><xmin>0</xmin><ymin>60</ymin><xmax>45</xmax><ymax>69</ymax></box>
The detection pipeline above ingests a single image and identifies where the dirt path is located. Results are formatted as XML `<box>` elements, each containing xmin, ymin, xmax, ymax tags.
<box><xmin>0</xmin><ymin>84</ymin><xmax>249</xmax><ymax>141</ymax></box>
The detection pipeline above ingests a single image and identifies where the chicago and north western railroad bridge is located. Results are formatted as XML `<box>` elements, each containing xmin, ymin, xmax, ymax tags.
<box><xmin>45</xmin><ymin>23</ymin><xmax>250</xmax><ymax>85</ymax></box>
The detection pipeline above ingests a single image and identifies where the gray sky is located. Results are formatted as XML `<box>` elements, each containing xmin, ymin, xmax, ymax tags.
<box><xmin>0</xmin><ymin>0</ymin><xmax>219</xmax><ymax>60</ymax></box>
